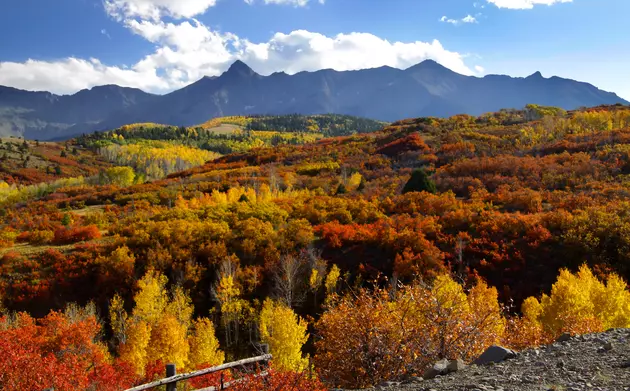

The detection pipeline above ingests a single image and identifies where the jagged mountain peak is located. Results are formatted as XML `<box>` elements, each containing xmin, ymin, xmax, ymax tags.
<box><xmin>224</xmin><ymin>60</ymin><xmax>257</xmax><ymax>78</ymax></box>
<box><xmin>1</xmin><ymin>60</ymin><xmax>628</xmax><ymax>140</ymax></box>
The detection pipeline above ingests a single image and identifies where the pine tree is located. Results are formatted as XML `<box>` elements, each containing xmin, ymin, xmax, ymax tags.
<box><xmin>357</xmin><ymin>176</ymin><xmax>367</xmax><ymax>191</ymax></box>
<box><xmin>402</xmin><ymin>168</ymin><xmax>437</xmax><ymax>194</ymax></box>
<box><xmin>61</xmin><ymin>213</ymin><xmax>73</xmax><ymax>227</ymax></box>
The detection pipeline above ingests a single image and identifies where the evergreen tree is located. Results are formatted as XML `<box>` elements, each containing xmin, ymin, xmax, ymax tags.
<box><xmin>336</xmin><ymin>183</ymin><xmax>347</xmax><ymax>195</ymax></box>
<box><xmin>357</xmin><ymin>176</ymin><xmax>367</xmax><ymax>192</ymax></box>
<box><xmin>61</xmin><ymin>213</ymin><xmax>73</xmax><ymax>226</ymax></box>
<box><xmin>402</xmin><ymin>168</ymin><xmax>436</xmax><ymax>194</ymax></box>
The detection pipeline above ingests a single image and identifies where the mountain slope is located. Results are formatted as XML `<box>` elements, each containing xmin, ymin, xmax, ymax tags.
<box><xmin>1</xmin><ymin>60</ymin><xmax>627</xmax><ymax>140</ymax></box>
<box><xmin>0</xmin><ymin>85</ymin><xmax>158</xmax><ymax>139</ymax></box>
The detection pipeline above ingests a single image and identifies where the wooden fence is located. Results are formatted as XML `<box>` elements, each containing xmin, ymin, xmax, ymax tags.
<box><xmin>125</xmin><ymin>347</ymin><xmax>271</xmax><ymax>391</ymax></box>
<box><xmin>43</xmin><ymin>346</ymin><xmax>271</xmax><ymax>391</ymax></box>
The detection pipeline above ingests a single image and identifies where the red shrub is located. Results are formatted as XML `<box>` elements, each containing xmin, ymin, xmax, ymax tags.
<box><xmin>53</xmin><ymin>225</ymin><xmax>101</xmax><ymax>244</ymax></box>
<box><xmin>230</xmin><ymin>370</ymin><xmax>326</xmax><ymax>391</ymax></box>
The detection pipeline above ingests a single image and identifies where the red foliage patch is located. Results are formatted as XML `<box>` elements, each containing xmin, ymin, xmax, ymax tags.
<box><xmin>53</xmin><ymin>225</ymin><xmax>101</xmax><ymax>245</ymax></box>
<box><xmin>376</xmin><ymin>133</ymin><xmax>431</xmax><ymax>157</ymax></box>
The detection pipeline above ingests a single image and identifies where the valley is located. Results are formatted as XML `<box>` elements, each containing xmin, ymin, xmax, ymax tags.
<box><xmin>2</xmin><ymin>103</ymin><xmax>630</xmax><ymax>389</ymax></box>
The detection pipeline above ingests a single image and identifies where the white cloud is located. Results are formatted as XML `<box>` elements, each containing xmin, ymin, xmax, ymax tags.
<box><xmin>475</xmin><ymin>65</ymin><xmax>485</xmax><ymax>73</ymax></box>
<box><xmin>239</xmin><ymin>30</ymin><xmax>475</xmax><ymax>76</ymax></box>
<box><xmin>0</xmin><ymin>20</ymin><xmax>477</xmax><ymax>95</ymax></box>
<box><xmin>440</xmin><ymin>15</ymin><xmax>478</xmax><ymax>25</ymax></box>
<box><xmin>487</xmin><ymin>0</ymin><xmax>572</xmax><ymax>9</ymax></box>
<box><xmin>104</xmin><ymin>0</ymin><xmax>218</xmax><ymax>20</ymax></box>
<box><xmin>0</xmin><ymin>58</ymin><xmax>168</xmax><ymax>95</ymax></box>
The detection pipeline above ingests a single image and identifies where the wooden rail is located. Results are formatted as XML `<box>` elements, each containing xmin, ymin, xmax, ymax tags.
<box><xmin>123</xmin><ymin>348</ymin><xmax>271</xmax><ymax>391</ymax></box>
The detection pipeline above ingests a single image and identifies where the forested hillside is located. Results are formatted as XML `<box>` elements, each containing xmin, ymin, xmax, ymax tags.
<box><xmin>0</xmin><ymin>137</ymin><xmax>114</xmax><ymax>185</ymax></box>
<box><xmin>2</xmin><ymin>104</ymin><xmax>630</xmax><ymax>390</ymax></box>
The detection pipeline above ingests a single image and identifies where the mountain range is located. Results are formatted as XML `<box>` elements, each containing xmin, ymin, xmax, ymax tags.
<box><xmin>1</xmin><ymin>60</ymin><xmax>628</xmax><ymax>140</ymax></box>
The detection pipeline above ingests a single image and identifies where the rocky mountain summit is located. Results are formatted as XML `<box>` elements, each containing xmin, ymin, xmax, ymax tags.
<box><xmin>2</xmin><ymin>60</ymin><xmax>628</xmax><ymax>140</ymax></box>
<box><xmin>360</xmin><ymin>329</ymin><xmax>630</xmax><ymax>391</ymax></box>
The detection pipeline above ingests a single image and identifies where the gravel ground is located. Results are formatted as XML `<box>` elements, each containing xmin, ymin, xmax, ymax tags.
<box><xmin>358</xmin><ymin>329</ymin><xmax>630</xmax><ymax>391</ymax></box>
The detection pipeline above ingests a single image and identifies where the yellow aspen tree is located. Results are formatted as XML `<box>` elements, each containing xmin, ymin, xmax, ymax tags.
<box><xmin>521</xmin><ymin>265</ymin><xmax>630</xmax><ymax>338</ymax></box>
<box><xmin>188</xmin><ymin>318</ymin><xmax>225</xmax><ymax>368</ymax></box>
<box><xmin>166</xmin><ymin>285</ymin><xmax>194</xmax><ymax>328</ymax></box>
<box><xmin>594</xmin><ymin>274</ymin><xmax>630</xmax><ymax>328</ymax></box>
<box><xmin>465</xmin><ymin>279</ymin><xmax>505</xmax><ymax>356</ymax></box>
<box><xmin>430</xmin><ymin>274</ymin><xmax>470</xmax><ymax>358</ymax></box>
<box><xmin>324</xmin><ymin>264</ymin><xmax>340</xmax><ymax>295</ymax></box>
<box><xmin>132</xmin><ymin>268</ymin><xmax>169</xmax><ymax>325</ymax></box>
<box><xmin>347</xmin><ymin>172</ymin><xmax>363</xmax><ymax>191</ymax></box>
<box><xmin>146</xmin><ymin>314</ymin><xmax>190</xmax><ymax>369</ymax></box>
<box><xmin>538</xmin><ymin>265</ymin><xmax>602</xmax><ymax>335</ymax></box>
<box><xmin>109</xmin><ymin>294</ymin><xmax>128</xmax><ymax>346</ymax></box>
<box><xmin>214</xmin><ymin>266</ymin><xmax>245</xmax><ymax>348</ymax></box>
<box><xmin>259</xmin><ymin>298</ymin><xmax>309</xmax><ymax>372</ymax></box>
<box><xmin>119</xmin><ymin>320</ymin><xmax>152</xmax><ymax>375</ymax></box>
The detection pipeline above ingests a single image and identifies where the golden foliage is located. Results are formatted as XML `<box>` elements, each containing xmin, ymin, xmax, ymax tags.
<box><xmin>188</xmin><ymin>318</ymin><xmax>225</xmax><ymax>368</ymax></box>
<box><xmin>132</xmin><ymin>268</ymin><xmax>168</xmax><ymax>325</ymax></box>
<box><xmin>119</xmin><ymin>320</ymin><xmax>152</xmax><ymax>375</ymax></box>
<box><xmin>259</xmin><ymin>298</ymin><xmax>309</xmax><ymax>372</ymax></box>
<box><xmin>314</xmin><ymin>275</ymin><xmax>505</xmax><ymax>388</ymax></box>
<box><xmin>522</xmin><ymin>265</ymin><xmax>630</xmax><ymax>338</ymax></box>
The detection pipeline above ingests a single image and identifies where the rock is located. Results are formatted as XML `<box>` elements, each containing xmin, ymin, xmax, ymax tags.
<box><xmin>447</xmin><ymin>358</ymin><xmax>467</xmax><ymax>373</ymax></box>
<box><xmin>474</xmin><ymin>345</ymin><xmax>516</xmax><ymax>365</ymax></box>
<box><xmin>401</xmin><ymin>376</ymin><xmax>423</xmax><ymax>384</ymax></box>
<box><xmin>375</xmin><ymin>380</ymin><xmax>400</xmax><ymax>389</ymax></box>
<box><xmin>423</xmin><ymin>359</ymin><xmax>450</xmax><ymax>379</ymax></box>
<box><xmin>603</xmin><ymin>341</ymin><xmax>614</xmax><ymax>351</ymax></box>
<box><xmin>556</xmin><ymin>332</ymin><xmax>572</xmax><ymax>343</ymax></box>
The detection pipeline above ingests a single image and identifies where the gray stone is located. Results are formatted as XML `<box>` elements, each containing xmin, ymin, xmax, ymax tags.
<box><xmin>423</xmin><ymin>358</ymin><xmax>450</xmax><ymax>379</ymax></box>
<box><xmin>375</xmin><ymin>380</ymin><xmax>400</xmax><ymax>389</ymax></box>
<box><xmin>556</xmin><ymin>332</ymin><xmax>572</xmax><ymax>343</ymax></box>
<box><xmin>447</xmin><ymin>358</ymin><xmax>467</xmax><ymax>373</ymax></box>
<box><xmin>474</xmin><ymin>345</ymin><xmax>516</xmax><ymax>365</ymax></box>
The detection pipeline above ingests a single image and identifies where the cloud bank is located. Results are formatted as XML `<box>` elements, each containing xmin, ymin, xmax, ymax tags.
<box><xmin>0</xmin><ymin>14</ymin><xmax>481</xmax><ymax>95</ymax></box>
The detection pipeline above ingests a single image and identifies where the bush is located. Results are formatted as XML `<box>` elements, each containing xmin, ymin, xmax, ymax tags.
<box><xmin>314</xmin><ymin>276</ymin><xmax>504</xmax><ymax>388</ymax></box>
<box><xmin>53</xmin><ymin>225</ymin><xmax>101</xmax><ymax>244</ymax></box>
<box><xmin>32</xmin><ymin>230</ymin><xmax>55</xmax><ymax>245</ymax></box>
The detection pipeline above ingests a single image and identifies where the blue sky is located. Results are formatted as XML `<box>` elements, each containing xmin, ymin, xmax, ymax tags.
<box><xmin>0</xmin><ymin>0</ymin><xmax>628</xmax><ymax>100</ymax></box>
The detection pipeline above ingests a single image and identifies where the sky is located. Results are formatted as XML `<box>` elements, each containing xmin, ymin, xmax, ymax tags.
<box><xmin>0</xmin><ymin>0</ymin><xmax>629</xmax><ymax>100</ymax></box>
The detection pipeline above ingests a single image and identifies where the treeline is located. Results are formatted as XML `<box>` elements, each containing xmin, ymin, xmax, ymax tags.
<box><xmin>97</xmin><ymin>141</ymin><xmax>220</xmax><ymax>180</ymax></box>
<box><xmin>245</xmin><ymin>114</ymin><xmax>387</xmax><ymax>136</ymax></box>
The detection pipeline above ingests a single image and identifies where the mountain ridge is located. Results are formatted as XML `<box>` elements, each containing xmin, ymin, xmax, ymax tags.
<box><xmin>1</xmin><ymin>60</ymin><xmax>627</xmax><ymax>140</ymax></box>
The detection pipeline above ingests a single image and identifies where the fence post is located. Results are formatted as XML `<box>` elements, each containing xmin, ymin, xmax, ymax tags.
<box><xmin>308</xmin><ymin>356</ymin><xmax>313</xmax><ymax>379</ymax></box>
<box><xmin>166</xmin><ymin>363</ymin><xmax>177</xmax><ymax>391</ymax></box>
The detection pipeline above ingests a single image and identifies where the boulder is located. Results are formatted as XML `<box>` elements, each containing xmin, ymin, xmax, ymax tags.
<box><xmin>474</xmin><ymin>345</ymin><xmax>516</xmax><ymax>365</ymax></box>
<box><xmin>447</xmin><ymin>358</ymin><xmax>467</xmax><ymax>373</ymax></box>
<box><xmin>423</xmin><ymin>359</ymin><xmax>450</xmax><ymax>379</ymax></box>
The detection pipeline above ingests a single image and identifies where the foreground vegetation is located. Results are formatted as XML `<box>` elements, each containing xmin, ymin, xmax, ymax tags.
<box><xmin>2</xmin><ymin>104</ymin><xmax>630</xmax><ymax>389</ymax></box>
